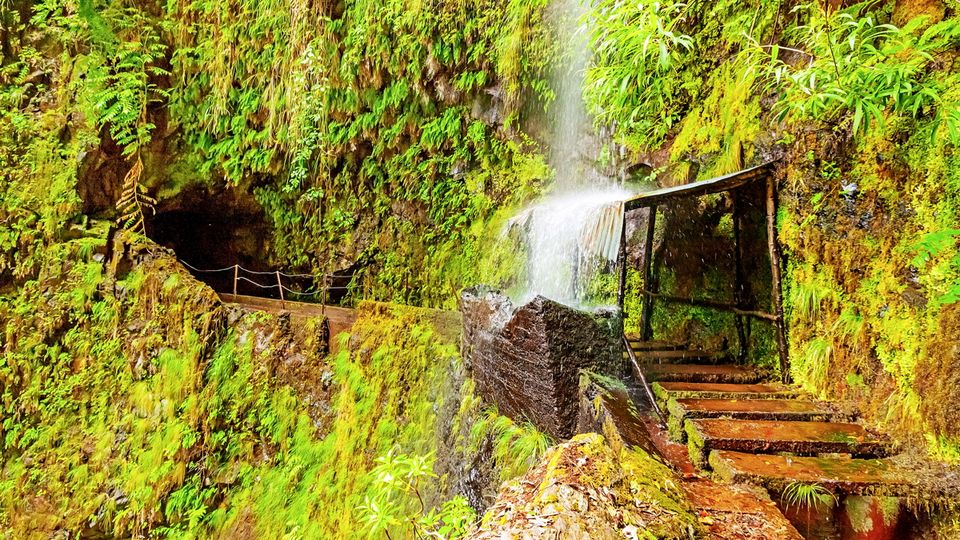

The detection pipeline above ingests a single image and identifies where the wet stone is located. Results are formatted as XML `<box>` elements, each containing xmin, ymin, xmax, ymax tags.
<box><xmin>682</xmin><ymin>481</ymin><xmax>804</xmax><ymax>540</ymax></box>
<box><xmin>710</xmin><ymin>451</ymin><xmax>912</xmax><ymax>497</ymax></box>
<box><xmin>669</xmin><ymin>398</ymin><xmax>839</xmax><ymax>422</ymax></box>
<box><xmin>626</xmin><ymin>339</ymin><xmax>689</xmax><ymax>352</ymax></box>
<box><xmin>687</xmin><ymin>418</ymin><xmax>892</xmax><ymax>462</ymax></box>
<box><xmin>629</xmin><ymin>349</ymin><xmax>731</xmax><ymax>364</ymax></box>
<box><xmin>653</xmin><ymin>382</ymin><xmax>801</xmax><ymax>409</ymax></box>
<box><xmin>460</xmin><ymin>286</ymin><xmax>622</xmax><ymax>439</ymax></box>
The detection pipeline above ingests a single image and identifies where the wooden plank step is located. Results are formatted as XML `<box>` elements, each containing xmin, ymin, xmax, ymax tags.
<box><xmin>686</xmin><ymin>419</ymin><xmax>892</xmax><ymax>467</ymax></box>
<box><xmin>624</xmin><ymin>349</ymin><xmax>732</xmax><ymax>365</ymax></box>
<box><xmin>626</xmin><ymin>339</ymin><xmax>689</xmax><ymax>352</ymax></box>
<box><xmin>653</xmin><ymin>382</ymin><xmax>801</xmax><ymax>403</ymax></box>
<box><xmin>641</xmin><ymin>364</ymin><xmax>766</xmax><ymax>384</ymax></box>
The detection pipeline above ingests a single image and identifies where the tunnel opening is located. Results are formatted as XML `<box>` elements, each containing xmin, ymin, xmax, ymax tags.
<box><xmin>144</xmin><ymin>183</ymin><xmax>359</xmax><ymax>305</ymax></box>
<box><xmin>147</xmin><ymin>184</ymin><xmax>283</xmax><ymax>298</ymax></box>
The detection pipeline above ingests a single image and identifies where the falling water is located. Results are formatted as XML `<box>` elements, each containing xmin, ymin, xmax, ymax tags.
<box><xmin>507</xmin><ymin>0</ymin><xmax>634</xmax><ymax>307</ymax></box>
<box><xmin>550</xmin><ymin>0</ymin><xmax>593</xmax><ymax>190</ymax></box>
<box><xmin>512</xmin><ymin>186</ymin><xmax>633</xmax><ymax>305</ymax></box>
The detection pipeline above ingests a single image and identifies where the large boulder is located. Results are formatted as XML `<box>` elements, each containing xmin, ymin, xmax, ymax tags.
<box><xmin>460</xmin><ymin>286</ymin><xmax>622</xmax><ymax>439</ymax></box>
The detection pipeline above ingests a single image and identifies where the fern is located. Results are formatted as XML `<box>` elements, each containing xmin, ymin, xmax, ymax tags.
<box><xmin>115</xmin><ymin>158</ymin><xmax>156</xmax><ymax>235</ymax></box>
<box><xmin>781</xmin><ymin>481</ymin><xmax>837</xmax><ymax>537</ymax></box>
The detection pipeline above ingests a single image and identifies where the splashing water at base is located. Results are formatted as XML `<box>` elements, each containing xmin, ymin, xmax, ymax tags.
<box><xmin>501</xmin><ymin>0</ymin><xmax>635</xmax><ymax>308</ymax></box>
<box><xmin>508</xmin><ymin>185</ymin><xmax>635</xmax><ymax>306</ymax></box>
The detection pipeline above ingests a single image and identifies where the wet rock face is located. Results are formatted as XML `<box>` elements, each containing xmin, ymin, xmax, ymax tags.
<box><xmin>460</xmin><ymin>287</ymin><xmax>623</xmax><ymax>439</ymax></box>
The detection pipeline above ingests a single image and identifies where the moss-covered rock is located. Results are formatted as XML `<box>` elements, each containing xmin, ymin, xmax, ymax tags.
<box><xmin>0</xmin><ymin>231</ymin><xmax>549</xmax><ymax>538</ymax></box>
<box><xmin>471</xmin><ymin>433</ymin><xmax>697</xmax><ymax>539</ymax></box>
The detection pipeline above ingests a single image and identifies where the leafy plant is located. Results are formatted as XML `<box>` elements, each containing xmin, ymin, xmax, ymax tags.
<box><xmin>781</xmin><ymin>481</ymin><xmax>837</xmax><ymax>537</ymax></box>
<box><xmin>359</xmin><ymin>448</ymin><xmax>476</xmax><ymax>539</ymax></box>
<box><xmin>781</xmin><ymin>481</ymin><xmax>837</xmax><ymax>511</ymax></box>
<box><xmin>585</xmin><ymin>0</ymin><xmax>694</xmax><ymax>146</ymax></box>
<box><xmin>743</xmin><ymin>3</ymin><xmax>960</xmax><ymax>140</ymax></box>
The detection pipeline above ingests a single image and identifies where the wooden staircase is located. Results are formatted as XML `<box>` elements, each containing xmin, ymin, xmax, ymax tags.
<box><xmin>626</xmin><ymin>335</ymin><xmax>959</xmax><ymax>511</ymax></box>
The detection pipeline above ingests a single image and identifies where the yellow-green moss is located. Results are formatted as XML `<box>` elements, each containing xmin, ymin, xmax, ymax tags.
<box><xmin>472</xmin><ymin>433</ymin><xmax>697</xmax><ymax>539</ymax></box>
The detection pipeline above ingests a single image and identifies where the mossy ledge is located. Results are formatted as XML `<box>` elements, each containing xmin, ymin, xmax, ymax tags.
<box><xmin>470</xmin><ymin>433</ymin><xmax>698</xmax><ymax>539</ymax></box>
<box><xmin>0</xmin><ymin>232</ymin><xmax>549</xmax><ymax>538</ymax></box>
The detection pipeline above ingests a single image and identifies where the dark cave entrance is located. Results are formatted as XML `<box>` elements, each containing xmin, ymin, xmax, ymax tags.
<box><xmin>145</xmin><ymin>184</ymin><xmax>356</xmax><ymax>305</ymax></box>
<box><xmin>147</xmin><ymin>185</ymin><xmax>282</xmax><ymax>298</ymax></box>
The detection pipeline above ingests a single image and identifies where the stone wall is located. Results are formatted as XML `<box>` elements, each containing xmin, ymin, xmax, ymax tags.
<box><xmin>460</xmin><ymin>287</ymin><xmax>622</xmax><ymax>439</ymax></box>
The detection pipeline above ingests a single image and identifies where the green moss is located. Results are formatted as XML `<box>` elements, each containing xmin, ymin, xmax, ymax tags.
<box><xmin>685</xmin><ymin>420</ymin><xmax>707</xmax><ymax>470</ymax></box>
<box><xmin>0</xmin><ymin>234</ymin><xmax>547</xmax><ymax>537</ymax></box>
<box><xmin>670</xmin><ymin>63</ymin><xmax>763</xmax><ymax>177</ymax></box>
<box><xmin>475</xmin><ymin>433</ymin><xmax>698</xmax><ymax>538</ymax></box>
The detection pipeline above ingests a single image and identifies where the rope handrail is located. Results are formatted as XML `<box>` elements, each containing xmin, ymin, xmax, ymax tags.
<box><xmin>178</xmin><ymin>259</ymin><xmax>324</xmax><ymax>279</ymax></box>
<box><xmin>234</xmin><ymin>276</ymin><xmax>351</xmax><ymax>294</ymax></box>
<box><xmin>178</xmin><ymin>258</ymin><xmax>356</xmax><ymax>309</ymax></box>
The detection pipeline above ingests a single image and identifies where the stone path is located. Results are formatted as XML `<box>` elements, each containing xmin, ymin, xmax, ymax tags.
<box><xmin>585</xmin><ymin>386</ymin><xmax>804</xmax><ymax>539</ymax></box>
<box><xmin>626</xmin><ymin>335</ymin><xmax>959</xmax><ymax>515</ymax></box>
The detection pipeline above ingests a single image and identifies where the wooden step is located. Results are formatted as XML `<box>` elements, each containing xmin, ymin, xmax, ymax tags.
<box><xmin>641</xmin><ymin>364</ymin><xmax>766</xmax><ymax>385</ymax></box>
<box><xmin>710</xmin><ymin>450</ymin><xmax>960</xmax><ymax>500</ymax></box>
<box><xmin>627</xmin><ymin>349</ymin><xmax>731</xmax><ymax>365</ymax></box>
<box><xmin>686</xmin><ymin>419</ymin><xmax>892</xmax><ymax>467</ymax></box>
<box><xmin>663</xmin><ymin>398</ymin><xmax>841</xmax><ymax>443</ymax></box>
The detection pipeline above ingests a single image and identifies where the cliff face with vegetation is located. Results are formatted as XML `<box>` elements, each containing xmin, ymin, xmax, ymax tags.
<box><xmin>0</xmin><ymin>232</ymin><xmax>549</xmax><ymax>536</ymax></box>
<box><xmin>585</xmin><ymin>0</ymin><xmax>960</xmax><ymax>458</ymax></box>
<box><xmin>2</xmin><ymin>0</ymin><xmax>960</xmax><ymax>536</ymax></box>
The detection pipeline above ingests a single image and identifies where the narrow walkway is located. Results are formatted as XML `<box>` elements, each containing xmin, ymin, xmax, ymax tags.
<box><xmin>220</xmin><ymin>293</ymin><xmax>358</xmax><ymax>350</ymax></box>
<box><xmin>592</xmin><ymin>386</ymin><xmax>804</xmax><ymax>539</ymax></box>
<box><xmin>626</xmin><ymin>335</ymin><xmax>960</xmax><ymax>530</ymax></box>
<box><xmin>218</xmin><ymin>293</ymin><xmax>462</xmax><ymax>352</ymax></box>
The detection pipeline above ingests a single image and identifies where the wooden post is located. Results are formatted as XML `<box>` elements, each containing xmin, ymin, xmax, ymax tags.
<box><xmin>640</xmin><ymin>205</ymin><xmax>658</xmax><ymax>341</ymax></box>
<box><xmin>732</xmin><ymin>191</ymin><xmax>748</xmax><ymax>364</ymax></box>
<box><xmin>232</xmin><ymin>265</ymin><xmax>239</xmax><ymax>297</ymax></box>
<box><xmin>616</xmin><ymin>210</ymin><xmax>628</xmax><ymax>314</ymax></box>
<box><xmin>321</xmin><ymin>274</ymin><xmax>328</xmax><ymax>316</ymax></box>
<box><xmin>276</xmin><ymin>270</ymin><xmax>285</xmax><ymax>310</ymax></box>
<box><xmin>766</xmin><ymin>177</ymin><xmax>790</xmax><ymax>383</ymax></box>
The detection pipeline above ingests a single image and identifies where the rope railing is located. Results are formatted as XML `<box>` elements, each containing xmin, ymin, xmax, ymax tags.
<box><xmin>178</xmin><ymin>259</ymin><xmax>354</xmax><ymax>310</ymax></box>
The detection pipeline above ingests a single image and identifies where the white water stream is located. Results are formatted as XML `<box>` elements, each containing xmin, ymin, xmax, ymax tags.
<box><xmin>509</xmin><ymin>0</ymin><xmax>635</xmax><ymax>307</ymax></box>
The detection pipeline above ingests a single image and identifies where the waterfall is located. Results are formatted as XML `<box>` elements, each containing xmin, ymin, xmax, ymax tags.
<box><xmin>507</xmin><ymin>0</ymin><xmax>634</xmax><ymax>307</ymax></box>
<box><xmin>510</xmin><ymin>187</ymin><xmax>632</xmax><ymax>305</ymax></box>
<box><xmin>550</xmin><ymin>0</ymin><xmax>593</xmax><ymax>190</ymax></box>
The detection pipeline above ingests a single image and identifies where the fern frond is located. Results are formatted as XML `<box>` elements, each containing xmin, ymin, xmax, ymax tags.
<box><xmin>116</xmin><ymin>158</ymin><xmax>154</xmax><ymax>235</ymax></box>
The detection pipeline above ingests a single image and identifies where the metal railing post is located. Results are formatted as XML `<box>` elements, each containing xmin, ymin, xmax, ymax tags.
<box><xmin>623</xmin><ymin>333</ymin><xmax>666</xmax><ymax>424</ymax></box>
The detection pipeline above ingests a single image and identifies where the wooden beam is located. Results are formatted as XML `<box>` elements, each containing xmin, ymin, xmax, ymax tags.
<box><xmin>617</xmin><ymin>212</ymin><xmax>628</xmax><ymax>313</ymax></box>
<box><xmin>732</xmin><ymin>191</ymin><xmax>748</xmax><ymax>364</ymax></box>
<box><xmin>640</xmin><ymin>289</ymin><xmax>778</xmax><ymax>322</ymax></box>
<box><xmin>766</xmin><ymin>176</ymin><xmax>790</xmax><ymax>383</ymax></box>
<box><xmin>640</xmin><ymin>206</ymin><xmax>658</xmax><ymax>341</ymax></box>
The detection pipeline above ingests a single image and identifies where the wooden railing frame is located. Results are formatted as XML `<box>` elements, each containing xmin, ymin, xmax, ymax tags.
<box><xmin>617</xmin><ymin>164</ymin><xmax>791</xmax><ymax>383</ymax></box>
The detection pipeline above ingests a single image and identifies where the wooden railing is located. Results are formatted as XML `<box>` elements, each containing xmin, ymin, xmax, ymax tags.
<box><xmin>178</xmin><ymin>260</ymin><xmax>350</xmax><ymax>309</ymax></box>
